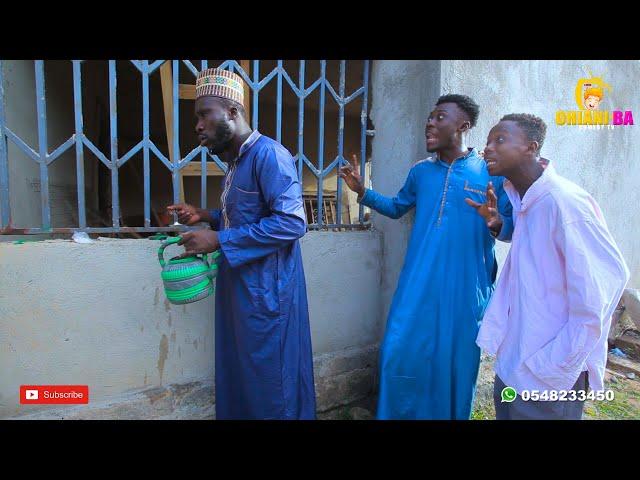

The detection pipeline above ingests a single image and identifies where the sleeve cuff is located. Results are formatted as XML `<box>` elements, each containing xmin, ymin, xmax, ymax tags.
<box><xmin>524</xmin><ymin>350</ymin><xmax>582</xmax><ymax>391</ymax></box>
<box><xmin>476</xmin><ymin>321</ymin><xmax>505</xmax><ymax>355</ymax></box>
<box><xmin>216</xmin><ymin>228</ymin><xmax>236</xmax><ymax>267</ymax></box>
<box><xmin>208</xmin><ymin>209</ymin><xmax>220</xmax><ymax>229</ymax></box>
<box><xmin>496</xmin><ymin>214</ymin><xmax>511</xmax><ymax>242</ymax></box>
<box><xmin>359</xmin><ymin>188</ymin><xmax>373</xmax><ymax>206</ymax></box>
<box><xmin>491</xmin><ymin>212</ymin><xmax>507</xmax><ymax>240</ymax></box>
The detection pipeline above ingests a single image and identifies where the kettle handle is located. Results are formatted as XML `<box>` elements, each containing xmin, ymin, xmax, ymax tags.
<box><xmin>158</xmin><ymin>236</ymin><xmax>182</xmax><ymax>267</ymax></box>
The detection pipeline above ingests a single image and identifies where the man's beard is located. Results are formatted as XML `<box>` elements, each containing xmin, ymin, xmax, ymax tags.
<box><xmin>207</xmin><ymin>120</ymin><xmax>234</xmax><ymax>156</ymax></box>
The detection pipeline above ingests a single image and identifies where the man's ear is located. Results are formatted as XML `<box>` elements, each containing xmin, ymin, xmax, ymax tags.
<box><xmin>528</xmin><ymin>141</ymin><xmax>540</xmax><ymax>155</ymax></box>
<box><xmin>460</xmin><ymin>120</ymin><xmax>471</xmax><ymax>133</ymax></box>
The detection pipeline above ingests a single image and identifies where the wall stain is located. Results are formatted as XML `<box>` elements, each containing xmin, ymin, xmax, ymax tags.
<box><xmin>193</xmin><ymin>338</ymin><xmax>198</xmax><ymax>350</ymax></box>
<box><xmin>164</xmin><ymin>298</ymin><xmax>171</xmax><ymax>312</ymax></box>
<box><xmin>167</xmin><ymin>312</ymin><xmax>172</xmax><ymax>327</ymax></box>
<box><xmin>144</xmin><ymin>371</ymin><xmax>148</xmax><ymax>385</ymax></box>
<box><xmin>171</xmin><ymin>330</ymin><xmax>176</xmax><ymax>343</ymax></box>
<box><xmin>157</xmin><ymin>334</ymin><xmax>169</xmax><ymax>386</ymax></box>
<box><xmin>178</xmin><ymin>346</ymin><xmax>181</xmax><ymax>358</ymax></box>
<box><xmin>154</xmin><ymin>287</ymin><xmax>159</xmax><ymax>306</ymax></box>
<box><xmin>140</xmin><ymin>325</ymin><xmax>144</xmax><ymax>333</ymax></box>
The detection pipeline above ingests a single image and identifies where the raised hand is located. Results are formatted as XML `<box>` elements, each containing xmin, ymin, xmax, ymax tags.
<box><xmin>464</xmin><ymin>181</ymin><xmax>503</xmax><ymax>234</ymax></box>
<box><xmin>338</xmin><ymin>153</ymin><xmax>365</xmax><ymax>197</ymax></box>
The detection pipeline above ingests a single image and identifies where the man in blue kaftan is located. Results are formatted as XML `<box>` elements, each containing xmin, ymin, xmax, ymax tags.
<box><xmin>168</xmin><ymin>68</ymin><xmax>315</xmax><ymax>420</ymax></box>
<box><xmin>340</xmin><ymin>94</ymin><xmax>514</xmax><ymax>419</ymax></box>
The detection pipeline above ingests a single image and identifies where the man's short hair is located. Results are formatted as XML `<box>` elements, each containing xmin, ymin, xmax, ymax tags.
<box><xmin>500</xmin><ymin>113</ymin><xmax>547</xmax><ymax>153</ymax></box>
<box><xmin>436</xmin><ymin>94</ymin><xmax>480</xmax><ymax>128</ymax></box>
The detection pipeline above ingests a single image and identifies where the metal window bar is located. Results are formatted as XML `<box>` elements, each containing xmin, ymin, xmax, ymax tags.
<box><xmin>142</xmin><ymin>60</ymin><xmax>151</xmax><ymax>228</ymax></box>
<box><xmin>0</xmin><ymin>61</ymin><xmax>12</xmax><ymax>228</ymax></box>
<box><xmin>200</xmin><ymin>60</ymin><xmax>208</xmax><ymax>211</ymax></box>
<box><xmin>0</xmin><ymin>60</ymin><xmax>371</xmax><ymax>234</ymax></box>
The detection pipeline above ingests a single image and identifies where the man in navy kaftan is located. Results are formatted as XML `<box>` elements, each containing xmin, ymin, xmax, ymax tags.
<box><xmin>168</xmin><ymin>68</ymin><xmax>315</xmax><ymax>419</ymax></box>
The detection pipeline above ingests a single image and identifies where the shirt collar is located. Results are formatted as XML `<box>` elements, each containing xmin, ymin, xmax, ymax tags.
<box><xmin>233</xmin><ymin>130</ymin><xmax>262</xmax><ymax>163</ymax></box>
<box><xmin>504</xmin><ymin>162</ymin><xmax>557</xmax><ymax>212</ymax></box>
<box><xmin>434</xmin><ymin>147</ymin><xmax>478</xmax><ymax>167</ymax></box>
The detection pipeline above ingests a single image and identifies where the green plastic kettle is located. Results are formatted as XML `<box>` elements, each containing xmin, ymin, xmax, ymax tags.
<box><xmin>157</xmin><ymin>236</ymin><xmax>221</xmax><ymax>305</ymax></box>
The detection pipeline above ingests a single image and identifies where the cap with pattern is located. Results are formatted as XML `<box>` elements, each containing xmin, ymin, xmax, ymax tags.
<box><xmin>195</xmin><ymin>68</ymin><xmax>244</xmax><ymax>105</ymax></box>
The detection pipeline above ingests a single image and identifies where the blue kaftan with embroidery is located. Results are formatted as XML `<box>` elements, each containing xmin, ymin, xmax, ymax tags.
<box><xmin>209</xmin><ymin>131</ymin><xmax>316</xmax><ymax>420</ymax></box>
<box><xmin>360</xmin><ymin>149</ymin><xmax>513</xmax><ymax>419</ymax></box>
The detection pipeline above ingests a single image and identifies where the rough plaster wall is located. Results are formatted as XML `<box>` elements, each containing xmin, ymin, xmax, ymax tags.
<box><xmin>0</xmin><ymin>230</ymin><xmax>382</xmax><ymax>418</ymax></box>
<box><xmin>301</xmin><ymin>231</ymin><xmax>382</xmax><ymax>354</ymax></box>
<box><xmin>0</xmin><ymin>238</ymin><xmax>215</xmax><ymax>418</ymax></box>
<box><xmin>369</xmin><ymin>60</ymin><xmax>442</xmax><ymax>338</ymax></box>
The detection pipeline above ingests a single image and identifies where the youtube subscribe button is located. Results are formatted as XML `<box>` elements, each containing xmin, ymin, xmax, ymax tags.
<box><xmin>20</xmin><ymin>385</ymin><xmax>89</xmax><ymax>404</ymax></box>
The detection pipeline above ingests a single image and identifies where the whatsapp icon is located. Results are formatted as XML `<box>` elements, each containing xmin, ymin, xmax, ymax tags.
<box><xmin>501</xmin><ymin>386</ymin><xmax>517</xmax><ymax>403</ymax></box>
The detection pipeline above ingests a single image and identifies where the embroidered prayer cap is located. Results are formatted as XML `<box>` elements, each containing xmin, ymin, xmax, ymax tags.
<box><xmin>195</xmin><ymin>68</ymin><xmax>244</xmax><ymax>105</ymax></box>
